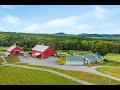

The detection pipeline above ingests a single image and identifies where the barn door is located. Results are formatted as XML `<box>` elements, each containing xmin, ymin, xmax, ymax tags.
<box><xmin>15</xmin><ymin>51</ymin><xmax>20</xmax><ymax>55</ymax></box>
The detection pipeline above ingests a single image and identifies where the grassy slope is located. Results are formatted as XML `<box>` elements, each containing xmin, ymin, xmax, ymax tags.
<box><xmin>0</xmin><ymin>57</ymin><xmax>4</xmax><ymax>65</ymax></box>
<box><xmin>96</xmin><ymin>67</ymin><xmax>120</xmax><ymax>78</ymax></box>
<box><xmin>0</xmin><ymin>66</ymin><xmax>79</xmax><ymax>85</ymax></box>
<box><xmin>98</xmin><ymin>60</ymin><xmax>120</xmax><ymax>67</ymax></box>
<box><xmin>19</xmin><ymin>63</ymin><xmax>120</xmax><ymax>85</ymax></box>
<box><xmin>105</xmin><ymin>53</ymin><xmax>120</xmax><ymax>61</ymax></box>
<box><xmin>0</xmin><ymin>52</ymin><xmax>4</xmax><ymax>56</ymax></box>
<box><xmin>5</xmin><ymin>56</ymin><xmax>20</xmax><ymax>63</ymax></box>
<box><xmin>0</xmin><ymin>47</ymin><xmax>8</xmax><ymax>51</ymax></box>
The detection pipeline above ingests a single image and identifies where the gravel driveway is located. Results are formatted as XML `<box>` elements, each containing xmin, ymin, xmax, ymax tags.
<box><xmin>18</xmin><ymin>56</ymin><xmax>120</xmax><ymax>81</ymax></box>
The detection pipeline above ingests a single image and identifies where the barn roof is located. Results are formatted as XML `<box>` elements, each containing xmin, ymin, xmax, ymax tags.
<box><xmin>67</xmin><ymin>55</ymin><xmax>85</xmax><ymax>61</ymax></box>
<box><xmin>66</xmin><ymin>54</ymin><xmax>103</xmax><ymax>63</ymax></box>
<box><xmin>93</xmin><ymin>54</ymin><xmax>104</xmax><ymax>61</ymax></box>
<box><xmin>7</xmin><ymin>45</ymin><xmax>17</xmax><ymax>52</ymax></box>
<box><xmin>85</xmin><ymin>54</ymin><xmax>98</xmax><ymax>62</ymax></box>
<box><xmin>32</xmin><ymin>45</ymin><xmax>50</xmax><ymax>52</ymax></box>
<box><xmin>85</xmin><ymin>54</ymin><xmax>103</xmax><ymax>63</ymax></box>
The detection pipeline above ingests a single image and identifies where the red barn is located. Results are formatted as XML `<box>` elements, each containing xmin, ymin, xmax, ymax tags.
<box><xmin>6</xmin><ymin>44</ymin><xmax>24</xmax><ymax>56</ymax></box>
<box><xmin>32</xmin><ymin>44</ymin><xmax>57</xmax><ymax>58</ymax></box>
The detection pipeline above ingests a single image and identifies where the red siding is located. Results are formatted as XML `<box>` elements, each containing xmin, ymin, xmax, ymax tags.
<box><xmin>32</xmin><ymin>47</ymin><xmax>57</xmax><ymax>58</ymax></box>
<box><xmin>42</xmin><ymin>47</ymin><xmax>56</xmax><ymax>58</ymax></box>
<box><xmin>9</xmin><ymin>47</ymin><xmax>23</xmax><ymax>55</ymax></box>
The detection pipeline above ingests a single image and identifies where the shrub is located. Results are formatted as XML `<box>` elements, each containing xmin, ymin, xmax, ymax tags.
<box><xmin>56</xmin><ymin>58</ymin><xmax>66</xmax><ymax>65</ymax></box>
<box><xmin>103</xmin><ymin>59</ymin><xmax>108</xmax><ymax>62</ymax></box>
<box><xmin>67</xmin><ymin>52</ymin><xmax>70</xmax><ymax>54</ymax></box>
<box><xmin>71</xmin><ymin>53</ymin><xmax>73</xmax><ymax>56</ymax></box>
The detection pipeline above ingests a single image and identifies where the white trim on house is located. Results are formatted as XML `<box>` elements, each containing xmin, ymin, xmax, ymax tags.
<box><xmin>14</xmin><ymin>50</ymin><xmax>20</xmax><ymax>51</ymax></box>
<box><xmin>33</xmin><ymin>52</ymin><xmax>41</xmax><ymax>56</ymax></box>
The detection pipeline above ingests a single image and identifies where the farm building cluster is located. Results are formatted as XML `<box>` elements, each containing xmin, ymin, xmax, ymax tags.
<box><xmin>66</xmin><ymin>54</ymin><xmax>104</xmax><ymax>65</ymax></box>
<box><xmin>4</xmin><ymin>43</ymin><xmax>104</xmax><ymax>65</ymax></box>
<box><xmin>5</xmin><ymin>44</ymin><xmax>57</xmax><ymax>59</ymax></box>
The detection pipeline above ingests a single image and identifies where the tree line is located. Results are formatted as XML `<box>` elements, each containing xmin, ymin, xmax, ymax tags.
<box><xmin>0</xmin><ymin>31</ymin><xmax>120</xmax><ymax>55</ymax></box>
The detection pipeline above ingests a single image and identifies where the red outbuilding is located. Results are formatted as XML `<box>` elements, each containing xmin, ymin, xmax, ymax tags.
<box><xmin>32</xmin><ymin>44</ymin><xmax>57</xmax><ymax>58</ymax></box>
<box><xmin>6</xmin><ymin>44</ymin><xmax>24</xmax><ymax>56</ymax></box>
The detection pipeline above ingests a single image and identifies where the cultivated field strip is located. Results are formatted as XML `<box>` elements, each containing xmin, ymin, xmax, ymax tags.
<box><xmin>4</xmin><ymin>64</ymin><xmax>94</xmax><ymax>85</ymax></box>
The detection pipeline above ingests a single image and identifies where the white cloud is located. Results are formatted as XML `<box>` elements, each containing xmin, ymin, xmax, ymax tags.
<box><xmin>2</xmin><ymin>15</ymin><xmax>21</xmax><ymax>25</ymax></box>
<box><xmin>42</xmin><ymin>16</ymin><xmax>80</xmax><ymax>29</ymax></box>
<box><xmin>0</xmin><ymin>5</ymin><xmax>24</xmax><ymax>9</ymax></box>
<box><xmin>24</xmin><ymin>24</ymin><xmax>40</xmax><ymax>33</ymax></box>
<box><xmin>93</xmin><ymin>6</ymin><xmax>111</xmax><ymax>18</ymax></box>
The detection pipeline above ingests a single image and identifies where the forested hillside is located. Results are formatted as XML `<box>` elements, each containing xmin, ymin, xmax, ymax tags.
<box><xmin>0</xmin><ymin>31</ymin><xmax>120</xmax><ymax>53</ymax></box>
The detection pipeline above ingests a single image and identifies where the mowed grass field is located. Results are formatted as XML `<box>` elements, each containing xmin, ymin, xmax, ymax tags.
<box><xmin>19</xmin><ymin>63</ymin><xmax>120</xmax><ymax>85</ymax></box>
<box><xmin>0</xmin><ymin>66</ymin><xmax>80</xmax><ymax>85</ymax></box>
<box><xmin>0</xmin><ymin>57</ymin><xmax>4</xmax><ymax>65</ymax></box>
<box><xmin>5</xmin><ymin>56</ymin><xmax>20</xmax><ymax>64</ymax></box>
<box><xmin>105</xmin><ymin>53</ymin><xmax>120</xmax><ymax>61</ymax></box>
<box><xmin>96</xmin><ymin>67</ymin><xmax>120</xmax><ymax>78</ymax></box>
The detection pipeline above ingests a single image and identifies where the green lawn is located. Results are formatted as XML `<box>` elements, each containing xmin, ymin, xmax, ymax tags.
<box><xmin>5</xmin><ymin>56</ymin><xmax>20</xmax><ymax>64</ymax></box>
<box><xmin>96</xmin><ymin>67</ymin><xmax>120</xmax><ymax>78</ymax></box>
<box><xmin>105</xmin><ymin>53</ymin><xmax>120</xmax><ymax>61</ymax></box>
<box><xmin>0</xmin><ymin>57</ymin><xmax>4</xmax><ymax>65</ymax></box>
<box><xmin>24</xmin><ymin>51</ymin><xmax>31</xmax><ymax>55</ymax></box>
<box><xmin>0</xmin><ymin>47</ymin><xmax>8</xmax><ymax>51</ymax></box>
<box><xmin>0</xmin><ymin>66</ymin><xmax>80</xmax><ymax>85</ymax></box>
<box><xmin>0</xmin><ymin>52</ymin><xmax>4</xmax><ymax>56</ymax></box>
<box><xmin>98</xmin><ymin>59</ymin><xmax>120</xmax><ymax>67</ymax></box>
<box><xmin>19</xmin><ymin>63</ymin><xmax>120</xmax><ymax>85</ymax></box>
<box><xmin>57</xmin><ymin>50</ymin><xmax>92</xmax><ymax>54</ymax></box>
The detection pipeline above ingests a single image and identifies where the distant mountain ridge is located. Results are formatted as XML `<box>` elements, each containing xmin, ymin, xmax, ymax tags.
<box><xmin>55</xmin><ymin>32</ymin><xmax>66</xmax><ymax>35</ymax></box>
<box><xmin>53</xmin><ymin>32</ymin><xmax>120</xmax><ymax>38</ymax></box>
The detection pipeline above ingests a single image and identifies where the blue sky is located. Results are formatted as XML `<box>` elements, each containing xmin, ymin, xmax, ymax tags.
<box><xmin>0</xmin><ymin>5</ymin><xmax>120</xmax><ymax>34</ymax></box>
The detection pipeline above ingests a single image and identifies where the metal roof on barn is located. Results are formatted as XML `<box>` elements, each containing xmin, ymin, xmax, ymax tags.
<box><xmin>93</xmin><ymin>54</ymin><xmax>104</xmax><ymax>61</ymax></box>
<box><xmin>85</xmin><ymin>54</ymin><xmax>103</xmax><ymax>63</ymax></box>
<box><xmin>32</xmin><ymin>45</ymin><xmax>49</xmax><ymax>52</ymax></box>
<box><xmin>66</xmin><ymin>54</ymin><xmax>103</xmax><ymax>63</ymax></box>
<box><xmin>7</xmin><ymin>44</ymin><xmax>17</xmax><ymax>52</ymax></box>
<box><xmin>85</xmin><ymin>54</ymin><xmax>98</xmax><ymax>62</ymax></box>
<box><xmin>67</xmin><ymin>55</ymin><xmax>84</xmax><ymax>61</ymax></box>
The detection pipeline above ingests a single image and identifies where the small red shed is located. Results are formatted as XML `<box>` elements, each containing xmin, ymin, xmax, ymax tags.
<box><xmin>32</xmin><ymin>44</ymin><xmax>57</xmax><ymax>58</ymax></box>
<box><xmin>6</xmin><ymin>44</ymin><xmax>24</xmax><ymax>56</ymax></box>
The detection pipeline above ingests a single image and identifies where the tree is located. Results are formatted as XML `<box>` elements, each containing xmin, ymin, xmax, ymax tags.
<box><xmin>91</xmin><ymin>42</ymin><xmax>108</xmax><ymax>56</ymax></box>
<box><xmin>23</xmin><ymin>45</ymin><xmax>28</xmax><ymax>51</ymax></box>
